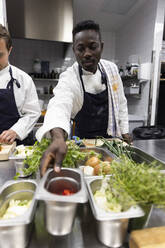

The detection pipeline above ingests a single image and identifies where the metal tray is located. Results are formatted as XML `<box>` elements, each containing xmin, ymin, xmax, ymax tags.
<box><xmin>78</xmin><ymin>147</ymin><xmax>117</xmax><ymax>176</ymax></box>
<box><xmin>85</xmin><ymin>176</ymin><xmax>144</xmax><ymax>247</ymax></box>
<box><xmin>85</xmin><ymin>176</ymin><xmax>144</xmax><ymax>221</ymax></box>
<box><xmin>128</xmin><ymin>146</ymin><xmax>165</xmax><ymax>168</ymax></box>
<box><xmin>0</xmin><ymin>180</ymin><xmax>37</xmax><ymax>248</ymax></box>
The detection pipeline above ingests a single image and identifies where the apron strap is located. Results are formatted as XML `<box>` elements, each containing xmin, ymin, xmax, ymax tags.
<box><xmin>8</xmin><ymin>67</ymin><xmax>21</xmax><ymax>89</ymax></box>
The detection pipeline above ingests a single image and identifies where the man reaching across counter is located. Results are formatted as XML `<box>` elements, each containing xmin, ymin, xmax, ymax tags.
<box><xmin>36</xmin><ymin>20</ymin><xmax>131</xmax><ymax>175</ymax></box>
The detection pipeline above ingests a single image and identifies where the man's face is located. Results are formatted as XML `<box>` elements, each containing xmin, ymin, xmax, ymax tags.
<box><xmin>73</xmin><ymin>30</ymin><xmax>103</xmax><ymax>73</ymax></box>
<box><xmin>0</xmin><ymin>38</ymin><xmax>12</xmax><ymax>70</ymax></box>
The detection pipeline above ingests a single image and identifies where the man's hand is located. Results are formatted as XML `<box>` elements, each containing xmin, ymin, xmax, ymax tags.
<box><xmin>40</xmin><ymin>128</ymin><xmax>68</xmax><ymax>177</ymax></box>
<box><xmin>122</xmin><ymin>133</ymin><xmax>133</xmax><ymax>145</ymax></box>
<box><xmin>0</xmin><ymin>129</ymin><xmax>17</xmax><ymax>144</ymax></box>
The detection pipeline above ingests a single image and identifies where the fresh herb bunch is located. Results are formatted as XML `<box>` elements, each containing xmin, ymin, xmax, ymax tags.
<box><xmin>62</xmin><ymin>141</ymin><xmax>101</xmax><ymax>167</ymax></box>
<box><xmin>110</xmin><ymin>155</ymin><xmax>165</xmax><ymax>206</ymax></box>
<box><xmin>98</xmin><ymin>137</ymin><xmax>132</xmax><ymax>160</ymax></box>
<box><xmin>22</xmin><ymin>138</ymin><xmax>100</xmax><ymax>176</ymax></box>
<box><xmin>62</xmin><ymin>140</ymin><xmax>87</xmax><ymax>168</ymax></box>
<box><xmin>23</xmin><ymin>138</ymin><xmax>51</xmax><ymax>176</ymax></box>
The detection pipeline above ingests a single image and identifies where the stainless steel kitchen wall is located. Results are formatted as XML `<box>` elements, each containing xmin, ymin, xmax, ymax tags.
<box><xmin>6</xmin><ymin>0</ymin><xmax>73</xmax><ymax>43</ymax></box>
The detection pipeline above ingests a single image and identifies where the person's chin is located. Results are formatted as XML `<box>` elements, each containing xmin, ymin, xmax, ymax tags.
<box><xmin>82</xmin><ymin>63</ymin><xmax>95</xmax><ymax>73</ymax></box>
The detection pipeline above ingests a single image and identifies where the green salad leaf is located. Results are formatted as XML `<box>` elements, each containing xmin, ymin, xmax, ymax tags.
<box><xmin>23</xmin><ymin>138</ymin><xmax>51</xmax><ymax>176</ymax></box>
<box><xmin>19</xmin><ymin>138</ymin><xmax>100</xmax><ymax>177</ymax></box>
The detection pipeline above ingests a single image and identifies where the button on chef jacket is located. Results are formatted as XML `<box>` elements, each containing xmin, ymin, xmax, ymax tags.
<box><xmin>36</xmin><ymin>59</ymin><xmax>129</xmax><ymax>141</ymax></box>
<box><xmin>0</xmin><ymin>64</ymin><xmax>41</xmax><ymax>140</ymax></box>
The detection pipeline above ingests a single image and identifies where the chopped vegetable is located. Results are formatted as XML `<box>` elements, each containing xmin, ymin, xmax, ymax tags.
<box><xmin>1</xmin><ymin>199</ymin><xmax>32</xmax><ymax>219</ymax></box>
<box><xmin>85</xmin><ymin>156</ymin><xmax>100</xmax><ymax>167</ymax></box>
<box><xmin>83</xmin><ymin>165</ymin><xmax>94</xmax><ymax>176</ymax></box>
<box><xmin>62</xmin><ymin>189</ymin><xmax>74</xmax><ymax>195</ymax></box>
<box><xmin>14</xmin><ymin>145</ymin><xmax>33</xmax><ymax>157</ymax></box>
<box><xmin>94</xmin><ymin>177</ymin><xmax>135</xmax><ymax>212</ymax></box>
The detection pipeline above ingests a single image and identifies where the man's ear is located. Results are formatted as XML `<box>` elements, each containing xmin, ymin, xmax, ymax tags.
<box><xmin>101</xmin><ymin>42</ymin><xmax>104</xmax><ymax>51</ymax></box>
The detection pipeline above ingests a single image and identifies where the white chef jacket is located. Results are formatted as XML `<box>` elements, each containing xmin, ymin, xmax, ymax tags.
<box><xmin>0</xmin><ymin>64</ymin><xmax>41</xmax><ymax>140</ymax></box>
<box><xmin>36</xmin><ymin>59</ymin><xmax>129</xmax><ymax>141</ymax></box>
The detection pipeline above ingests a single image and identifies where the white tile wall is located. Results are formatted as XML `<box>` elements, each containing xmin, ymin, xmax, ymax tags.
<box><xmin>115</xmin><ymin>0</ymin><xmax>158</xmax><ymax>124</ymax></box>
<box><xmin>9</xmin><ymin>38</ymin><xmax>65</xmax><ymax>73</ymax></box>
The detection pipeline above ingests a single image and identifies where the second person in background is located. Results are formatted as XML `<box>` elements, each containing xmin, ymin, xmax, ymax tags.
<box><xmin>0</xmin><ymin>24</ymin><xmax>41</xmax><ymax>145</ymax></box>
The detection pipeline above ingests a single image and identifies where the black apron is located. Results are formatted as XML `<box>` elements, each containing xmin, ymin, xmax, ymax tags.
<box><xmin>0</xmin><ymin>67</ymin><xmax>33</xmax><ymax>145</ymax></box>
<box><xmin>74</xmin><ymin>65</ymin><xmax>111</xmax><ymax>139</ymax></box>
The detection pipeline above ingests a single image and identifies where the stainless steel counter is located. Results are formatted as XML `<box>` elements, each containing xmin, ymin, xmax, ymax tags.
<box><xmin>1</xmin><ymin>139</ymin><xmax>165</xmax><ymax>248</ymax></box>
<box><xmin>133</xmin><ymin>138</ymin><xmax>165</xmax><ymax>163</ymax></box>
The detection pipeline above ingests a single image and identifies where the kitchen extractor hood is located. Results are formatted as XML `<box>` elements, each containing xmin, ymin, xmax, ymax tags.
<box><xmin>6</xmin><ymin>0</ymin><xmax>73</xmax><ymax>43</ymax></box>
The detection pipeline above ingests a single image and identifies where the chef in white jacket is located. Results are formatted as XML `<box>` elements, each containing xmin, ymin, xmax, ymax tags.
<box><xmin>36</xmin><ymin>20</ymin><xmax>131</xmax><ymax>175</ymax></box>
<box><xmin>0</xmin><ymin>24</ymin><xmax>40</xmax><ymax>145</ymax></box>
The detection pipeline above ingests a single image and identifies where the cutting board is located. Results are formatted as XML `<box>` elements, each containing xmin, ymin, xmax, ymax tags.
<box><xmin>83</xmin><ymin>138</ymin><xmax>127</xmax><ymax>147</ymax></box>
<box><xmin>129</xmin><ymin>226</ymin><xmax>165</xmax><ymax>248</ymax></box>
<box><xmin>0</xmin><ymin>142</ymin><xmax>16</xmax><ymax>161</ymax></box>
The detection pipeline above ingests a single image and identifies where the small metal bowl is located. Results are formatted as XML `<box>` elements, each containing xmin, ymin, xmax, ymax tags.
<box><xmin>36</xmin><ymin>168</ymin><xmax>88</xmax><ymax>236</ymax></box>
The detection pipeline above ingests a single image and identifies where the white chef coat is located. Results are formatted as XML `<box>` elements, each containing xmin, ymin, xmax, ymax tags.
<box><xmin>0</xmin><ymin>64</ymin><xmax>41</xmax><ymax>140</ymax></box>
<box><xmin>36</xmin><ymin>59</ymin><xmax>129</xmax><ymax>141</ymax></box>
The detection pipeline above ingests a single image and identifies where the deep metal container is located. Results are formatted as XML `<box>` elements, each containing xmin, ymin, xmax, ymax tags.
<box><xmin>36</xmin><ymin>168</ymin><xmax>88</xmax><ymax>236</ymax></box>
<box><xmin>85</xmin><ymin>176</ymin><xmax>144</xmax><ymax>248</ymax></box>
<box><xmin>9</xmin><ymin>148</ymin><xmax>32</xmax><ymax>177</ymax></box>
<box><xmin>79</xmin><ymin>147</ymin><xmax>117</xmax><ymax>163</ymax></box>
<box><xmin>122</xmin><ymin>146</ymin><xmax>165</xmax><ymax>168</ymax></box>
<box><xmin>0</xmin><ymin>180</ymin><xmax>37</xmax><ymax>248</ymax></box>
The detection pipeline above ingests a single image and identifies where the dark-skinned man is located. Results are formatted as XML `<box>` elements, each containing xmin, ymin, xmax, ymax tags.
<box><xmin>36</xmin><ymin>20</ymin><xmax>131</xmax><ymax>175</ymax></box>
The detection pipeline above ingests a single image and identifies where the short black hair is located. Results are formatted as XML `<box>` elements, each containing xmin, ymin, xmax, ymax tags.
<box><xmin>72</xmin><ymin>20</ymin><xmax>101</xmax><ymax>41</ymax></box>
<box><xmin>0</xmin><ymin>24</ymin><xmax>12</xmax><ymax>51</ymax></box>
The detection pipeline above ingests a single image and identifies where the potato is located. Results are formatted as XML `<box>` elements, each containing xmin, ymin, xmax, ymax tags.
<box><xmin>85</xmin><ymin>156</ymin><xmax>100</xmax><ymax>167</ymax></box>
<box><xmin>102</xmin><ymin>161</ymin><xmax>111</xmax><ymax>175</ymax></box>
<box><xmin>94</xmin><ymin>164</ymin><xmax>101</xmax><ymax>175</ymax></box>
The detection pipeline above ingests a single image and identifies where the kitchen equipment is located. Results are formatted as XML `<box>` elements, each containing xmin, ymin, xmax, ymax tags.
<box><xmin>0</xmin><ymin>142</ymin><xmax>16</xmax><ymax>161</ymax></box>
<box><xmin>9</xmin><ymin>146</ymin><xmax>33</xmax><ymax>177</ymax></box>
<box><xmin>0</xmin><ymin>180</ymin><xmax>37</xmax><ymax>248</ymax></box>
<box><xmin>6</xmin><ymin>0</ymin><xmax>73</xmax><ymax>43</ymax></box>
<box><xmin>78</xmin><ymin>147</ymin><xmax>117</xmax><ymax>177</ymax></box>
<box><xmin>41</xmin><ymin>61</ymin><xmax>49</xmax><ymax>75</ymax></box>
<box><xmin>126</xmin><ymin>146</ymin><xmax>165</xmax><ymax>168</ymax></box>
<box><xmin>133</xmin><ymin>126</ymin><xmax>165</xmax><ymax>140</ymax></box>
<box><xmin>36</xmin><ymin>168</ymin><xmax>88</xmax><ymax>236</ymax></box>
<box><xmin>85</xmin><ymin>176</ymin><xmax>144</xmax><ymax>248</ymax></box>
<box><xmin>33</xmin><ymin>59</ymin><xmax>41</xmax><ymax>74</ymax></box>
